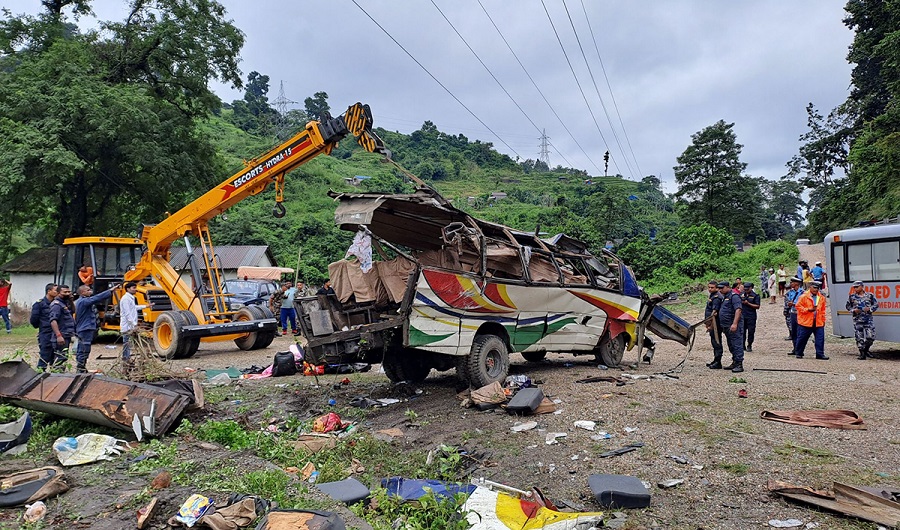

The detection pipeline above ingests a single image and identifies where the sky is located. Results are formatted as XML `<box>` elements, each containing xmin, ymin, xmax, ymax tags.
<box><xmin>6</xmin><ymin>1</ymin><xmax>854</xmax><ymax>193</ymax></box>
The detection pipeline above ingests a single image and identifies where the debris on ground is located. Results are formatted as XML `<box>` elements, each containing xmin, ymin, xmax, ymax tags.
<box><xmin>170</xmin><ymin>493</ymin><xmax>214</xmax><ymax>527</ymax></box>
<box><xmin>136</xmin><ymin>497</ymin><xmax>159</xmax><ymax>529</ymax></box>
<box><xmin>573</xmin><ymin>420</ymin><xmax>596</xmax><ymax>431</ymax></box>
<box><xmin>588</xmin><ymin>474</ymin><xmax>651</xmax><ymax>509</ymax></box>
<box><xmin>23</xmin><ymin>500</ymin><xmax>47</xmax><ymax>522</ymax></box>
<box><xmin>768</xmin><ymin>519</ymin><xmax>803</xmax><ymax>528</ymax></box>
<box><xmin>598</xmin><ymin>442</ymin><xmax>644</xmax><ymax>458</ymax></box>
<box><xmin>511</xmin><ymin>421</ymin><xmax>538</xmax><ymax>432</ymax></box>
<box><xmin>657</xmin><ymin>478</ymin><xmax>685</xmax><ymax>489</ymax></box>
<box><xmin>760</xmin><ymin>410</ymin><xmax>866</xmax><ymax>429</ymax></box>
<box><xmin>0</xmin><ymin>411</ymin><xmax>32</xmax><ymax>456</ymax></box>
<box><xmin>52</xmin><ymin>433</ymin><xmax>130</xmax><ymax>466</ymax></box>
<box><xmin>768</xmin><ymin>480</ymin><xmax>900</xmax><ymax>528</ymax></box>
<box><xmin>317</xmin><ymin>477</ymin><xmax>371</xmax><ymax>505</ymax></box>
<box><xmin>0</xmin><ymin>467</ymin><xmax>69</xmax><ymax>507</ymax></box>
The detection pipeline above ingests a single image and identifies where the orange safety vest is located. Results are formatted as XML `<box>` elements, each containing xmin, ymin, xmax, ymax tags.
<box><xmin>795</xmin><ymin>290</ymin><xmax>826</xmax><ymax>327</ymax></box>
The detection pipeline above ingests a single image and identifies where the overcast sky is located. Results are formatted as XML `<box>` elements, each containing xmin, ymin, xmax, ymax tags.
<box><xmin>7</xmin><ymin>1</ymin><xmax>854</xmax><ymax>192</ymax></box>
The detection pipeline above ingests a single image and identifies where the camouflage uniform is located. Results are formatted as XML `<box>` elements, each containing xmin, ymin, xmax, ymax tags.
<box><xmin>845</xmin><ymin>291</ymin><xmax>878</xmax><ymax>358</ymax></box>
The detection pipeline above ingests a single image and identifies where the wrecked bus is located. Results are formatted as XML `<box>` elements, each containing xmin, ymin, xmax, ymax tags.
<box><xmin>295</xmin><ymin>189</ymin><xmax>693</xmax><ymax>388</ymax></box>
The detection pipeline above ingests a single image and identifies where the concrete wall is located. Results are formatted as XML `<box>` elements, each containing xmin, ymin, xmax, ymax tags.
<box><xmin>7</xmin><ymin>272</ymin><xmax>54</xmax><ymax>322</ymax></box>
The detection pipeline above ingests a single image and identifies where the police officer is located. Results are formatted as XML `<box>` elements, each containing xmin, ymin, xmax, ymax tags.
<box><xmin>48</xmin><ymin>284</ymin><xmax>75</xmax><ymax>370</ymax></box>
<box><xmin>741</xmin><ymin>282</ymin><xmax>760</xmax><ymax>352</ymax></box>
<box><xmin>74</xmin><ymin>283</ymin><xmax>119</xmax><ymax>373</ymax></box>
<box><xmin>30</xmin><ymin>283</ymin><xmax>57</xmax><ymax>371</ymax></box>
<box><xmin>717</xmin><ymin>281</ymin><xmax>744</xmax><ymax>373</ymax></box>
<box><xmin>704</xmin><ymin>280</ymin><xmax>724</xmax><ymax>369</ymax></box>
<box><xmin>784</xmin><ymin>277</ymin><xmax>804</xmax><ymax>355</ymax></box>
<box><xmin>846</xmin><ymin>280</ymin><xmax>878</xmax><ymax>360</ymax></box>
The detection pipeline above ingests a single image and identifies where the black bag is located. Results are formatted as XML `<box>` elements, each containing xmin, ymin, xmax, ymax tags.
<box><xmin>29</xmin><ymin>300</ymin><xmax>42</xmax><ymax>328</ymax></box>
<box><xmin>271</xmin><ymin>351</ymin><xmax>297</xmax><ymax>377</ymax></box>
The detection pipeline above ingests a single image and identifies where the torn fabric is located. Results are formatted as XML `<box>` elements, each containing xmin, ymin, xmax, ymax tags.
<box><xmin>760</xmin><ymin>410</ymin><xmax>866</xmax><ymax>430</ymax></box>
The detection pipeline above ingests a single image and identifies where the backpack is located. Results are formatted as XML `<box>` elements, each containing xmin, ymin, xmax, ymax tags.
<box><xmin>29</xmin><ymin>300</ymin><xmax>42</xmax><ymax>328</ymax></box>
<box><xmin>271</xmin><ymin>351</ymin><xmax>297</xmax><ymax>377</ymax></box>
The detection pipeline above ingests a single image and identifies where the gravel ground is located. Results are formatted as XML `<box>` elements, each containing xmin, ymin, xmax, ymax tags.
<box><xmin>1</xmin><ymin>244</ymin><xmax>898</xmax><ymax>529</ymax></box>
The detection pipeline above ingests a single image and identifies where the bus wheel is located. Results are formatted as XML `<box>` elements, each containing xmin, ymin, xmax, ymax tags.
<box><xmin>596</xmin><ymin>333</ymin><xmax>625</xmax><ymax>367</ymax></box>
<box><xmin>468</xmin><ymin>334</ymin><xmax>509</xmax><ymax>388</ymax></box>
<box><xmin>232</xmin><ymin>307</ymin><xmax>258</xmax><ymax>351</ymax></box>
<box><xmin>521</xmin><ymin>350</ymin><xmax>547</xmax><ymax>362</ymax></box>
<box><xmin>382</xmin><ymin>349</ymin><xmax>430</xmax><ymax>383</ymax></box>
<box><xmin>153</xmin><ymin>311</ymin><xmax>187</xmax><ymax>360</ymax></box>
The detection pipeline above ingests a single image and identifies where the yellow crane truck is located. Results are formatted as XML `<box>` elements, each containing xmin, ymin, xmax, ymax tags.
<box><xmin>55</xmin><ymin>103</ymin><xmax>388</xmax><ymax>359</ymax></box>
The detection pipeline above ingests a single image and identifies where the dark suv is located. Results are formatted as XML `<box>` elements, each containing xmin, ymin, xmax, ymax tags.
<box><xmin>221</xmin><ymin>279</ymin><xmax>279</xmax><ymax>310</ymax></box>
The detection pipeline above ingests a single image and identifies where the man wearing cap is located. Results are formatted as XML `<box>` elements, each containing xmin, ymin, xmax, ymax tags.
<box><xmin>741</xmin><ymin>282</ymin><xmax>761</xmax><ymax>352</ymax></box>
<box><xmin>794</xmin><ymin>281</ymin><xmax>828</xmax><ymax>360</ymax></box>
<box><xmin>716</xmin><ymin>282</ymin><xmax>744</xmax><ymax>372</ymax></box>
<box><xmin>704</xmin><ymin>280</ymin><xmax>724</xmax><ymax>369</ymax></box>
<box><xmin>784</xmin><ymin>277</ymin><xmax>805</xmax><ymax>352</ymax></box>
<box><xmin>811</xmin><ymin>261</ymin><xmax>827</xmax><ymax>288</ymax></box>
<box><xmin>846</xmin><ymin>281</ymin><xmax>878</xmax><ymax>359</ymax></box>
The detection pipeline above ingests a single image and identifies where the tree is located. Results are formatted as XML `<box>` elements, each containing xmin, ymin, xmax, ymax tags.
<box><xmin>673</xmin><ymin>120</ymin><xmax>753</xmax><ymax>236</ymax></box>
<box><xmin>230</xmin><ymin>71</ymin><xmax>277</xmax><ymax>134</ymax></box>
<box><xmin>785</xmin><ymin>103</ymin><xmax>853</xmax><ymax>211</ymax></box>
<box><xmin>304</xmin><ymin>91</ymin><xmax>330</xmax><ymax>122</ymax></box>
<box><xmin>0</xmin><ymin>0</ymin><xmax>244</xmax><ymax>255</ymax></box>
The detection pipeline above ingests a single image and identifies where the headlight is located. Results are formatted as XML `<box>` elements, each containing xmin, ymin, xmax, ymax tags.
<box><xmin>232</xmin><ymin>302</ymin><xmax>244</xmax><ymax>309</ymax></box>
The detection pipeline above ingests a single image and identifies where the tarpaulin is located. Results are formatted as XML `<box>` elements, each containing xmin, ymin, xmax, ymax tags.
<box><xmin>381</xmin><ymin>477</ymin><xmax>476</xmax><ymax>501</ymax></box>
<box><xmin>760</xmin><ymin>410</ymin><xmax>866</xmax><ymax>430</ymax></box>
<box><xmin>463</xmin><ymin>487</ymin><xmax>604</xmax><ymax>529</ymax></box>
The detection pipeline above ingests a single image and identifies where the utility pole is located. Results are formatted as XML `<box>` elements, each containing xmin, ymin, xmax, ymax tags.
<box><xmin>603</xmin><ymin>151</ymin><xmax>610</xmax><ymax>177</ymax></box>
<box><xmin>538</xmin><ymin>129</ymin><xmax>551</xmax><ymax>168</ymax></box>
<box><xmin>271</xmin><ymin>80</ymin><xmax>298</xmax><ymax>142</ymax></box>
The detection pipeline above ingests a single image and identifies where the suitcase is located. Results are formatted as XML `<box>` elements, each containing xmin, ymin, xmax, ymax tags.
<box><xmin>587</xmin><ymin>474</ymin><xmax>651</xmax><ymax>509</ymax></box>
<box><xmin>316</xmin><ymin>477</ymin><xmax>370</xmax><ymax>505</ymax></box>
<box><xmin>506</xmin><ymin>387</ymin><xmax>544</xmax><ymax>412</ymax></box>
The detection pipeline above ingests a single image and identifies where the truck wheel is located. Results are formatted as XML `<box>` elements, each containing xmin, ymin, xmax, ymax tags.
<box><xmin>467</xmin><ymin>334</ymin><xmax>510</xmax><ymax>388</ymax></box>
<box><xmin>176</xmin><ymin>311</ymin><xmax>201</xmax><ymax>359</ymax></box>
<box><xmin>248</xmin><ymin>305</ymin><xmax>277</xmax><ymax>349</ymax></box>
<box><xmin>154</xmin><ymin>311</ymin><xmax>187</xmax><ymax>360</ymax></box>
<box><xmin>596</xmin><ymin>333</ymin><xmax>626</xmax><ymax>367</ymax></box>
<box><xmin>232</xmin><ymin>307</ymin><xmax>258</xmax><ymax>351</ymax></box>
<box><xmin>521</xmin><ymin>351</ymin><xmax>547</xmax><ymax>362</ymax></box>
<box><xmin>382</xmin><ymin>349</ymin><xmax>430</xmax><ymax>383</ymax></box>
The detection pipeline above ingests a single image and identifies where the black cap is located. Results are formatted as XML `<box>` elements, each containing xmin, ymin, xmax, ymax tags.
<box><xmin>716</xmin><ymin>281</ymin><xmax>729</xmax><ymax>288</ymax></box>
<box><xmin>810</xmin><ymin>281</ymin><xmax>822</xmax><ymax>288</ymax></box>
<box><xmin>743</xmin><ymin>282</ymin><xmax>754</xmax><ymax>289</ymax></box>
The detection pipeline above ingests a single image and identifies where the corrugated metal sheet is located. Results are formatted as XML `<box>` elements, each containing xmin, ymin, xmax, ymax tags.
<box><xmin>0</xmin><ymin>248</ymin><xmax>58</xmax><ymax>273</ymax></box>
<box><xmin>169</xmin><ymin>245</ymin><xmax>275</xmax><ymax>270</ymax></box>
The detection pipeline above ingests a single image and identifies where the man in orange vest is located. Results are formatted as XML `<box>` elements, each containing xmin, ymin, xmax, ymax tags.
<box><xmin>794</xmin><ymin>281</ymin><xmax>828</xmax><ymax>360</ymax></box>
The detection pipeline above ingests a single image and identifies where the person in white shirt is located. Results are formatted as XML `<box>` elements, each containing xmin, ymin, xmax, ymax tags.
<box><xmin>119</xmin><ymin>282</ymin><xmax>150</xmax><ymax>361</ymax></box>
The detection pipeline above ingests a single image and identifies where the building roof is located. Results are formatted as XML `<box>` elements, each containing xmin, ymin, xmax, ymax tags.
<box><xmin>169</xmin><ymin>245</ymin><xmax>276</xmax><ymax>270</ymax></box>
<box><xmin>1</xmin><ymin>245</ymin><xmax>275</xmax><ymax>275</ymax></box>
<box><xmin>0</xmin><ymin>248</ymin><xmax>58</xmax><ymax>273</ymax></box>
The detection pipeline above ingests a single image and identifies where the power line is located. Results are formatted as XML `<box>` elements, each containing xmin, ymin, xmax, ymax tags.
<box><xmin>560</xmin><ymin>0</ymin><xmax>634</xmax><ymax>179</ymax></box>
<box><xmin>477</xmin><ymin>0</ymin><xmax>601</xmax><ymax>174</ymax></box>
<box><xmin>348</xmin><ymin>0</ymin><xmax>521</xmax><ymax>159</ymax></box>
<box><xmin>539</xmin><ymin>0</ymin><xmax>621</xmax><ymax>176</ymax></box>
<box><xmin>579</xmin><ymin>0</ymin><xmax>644</xmax><ymax>178</ymax></box>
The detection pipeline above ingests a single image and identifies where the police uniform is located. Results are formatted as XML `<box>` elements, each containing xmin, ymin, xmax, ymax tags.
<box><xmin>31</xmin><ymin>297</ymin><xmax>55</xmax><ymax>370</ymax></box>
<box><xmin>845</xmin><ymin>281</ymin><xmax>878</xmax><ymax>359</ymax></box>
<box><xmin>705</xmin><ymin>288</ymin><xmax>723</xmax><ymax>367</ymax></box>
<box><xmin>48</xmin><ymin>297</ymin><xmax>75</xmax><ymax>369</ymax></box>
<box><xmin>784</xmin><ymin>278</ymin><xmax>804</xmax><ymax>355</ymax></box>
<box><xmin>741</xmin><ymin>283</ymin><xmax>760</xmax><ymax>352</ymax></box>
<box><xmin>717</xmin><ymin>282</ymin><xmax>744</xmax><ymax>371</ymax></box>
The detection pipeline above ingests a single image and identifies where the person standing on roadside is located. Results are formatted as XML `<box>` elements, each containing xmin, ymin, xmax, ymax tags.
<box><xmin>705</xmin><ymin>280</ymin><xmax>724</xmax><ymax>369</ymax></box>
<box><xmin>846</xmin><ymin>280</ymin><xmax>878</xmax><ymax>360</ymax></box>
<box><xmin>73</xmin><ymin>283</ymin><xmax>119</xmax><ymax>373</ymax></box>
<box><xmin>0</xmin><ymin>279</ymin><xmax>11</xmax><ymax>334</ymax></box>
<box><xmin>759</xmin><ymin>267</ymin><xmax>769</xmax><ymax>299</ymax></box>
<box><xmin>30</xmin><ymin>283</ymin><xmax>57</xmax><ymax>370</ymax></box>
<box><xmin>717</xmin><ymin>281</ymin><xmax>744</xmax><ymax>373</ymax></box>
<box><xmin>282</xmin><ymin>281</ymin><xmax>299</xmax><ymax>336</ymax></box>
<box><xmin>48</xmin><ymin>285</ymin><xmax>75</xmax><ymax>370</ymax></box>
<box><xmin>741</xmin><ymin>282</ymin><xmax>760</xmax><ymax>353</ymax></box>
<box><xmin>767</xmin><ymin>269</ymin><xmax>777</xmax><ymax>304</ymax></box>
<box><xmin>119</xmin><ymin>282</ymin><xmax>150</xmax><ymax>362</ymax></box>
<box><xmin>784</xmin><ymin>277</ymin><xmax>805</xmax><ymax>354</ymax></box>
<box><xmin>777</xmin><ymin>264</ymin><xmax>788</xmax><ymax>296</ymax></box>
<box><xmin>794</xmin><ymin>281</ymin><xmax>828</xmax><ymax>360</ymax></box>
<box><xmin>269</xmin><ymin>282</ymin><xmax>291</xmax><ymax>336</ymax></box>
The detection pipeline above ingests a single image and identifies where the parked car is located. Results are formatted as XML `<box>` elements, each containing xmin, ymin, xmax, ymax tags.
<box><xmin>221</xmin><ymin>279</ymin><xmax>279</xmax><ymax>310</ymax></box>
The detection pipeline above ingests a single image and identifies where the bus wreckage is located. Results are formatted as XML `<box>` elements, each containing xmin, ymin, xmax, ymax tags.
<box><xmin>295</xmin><ymin>189</ymin><xmax>695</xmax><ymax>388</ymax></box>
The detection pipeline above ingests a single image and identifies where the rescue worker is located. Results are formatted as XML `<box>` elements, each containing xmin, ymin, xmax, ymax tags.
<box><xmin>846</xmin><ymin>280</ymin><xmax>878</xmax><ymax>360</ymax></box>
<box><xmin>704</xmin><ymin>280</ymin><xmax>724</xmax><ymax>369</ymax></box>
<box><xmin>48</xmin><ymin>284</ymin><xmax>75</xmax><ymax>370</ymax></box>
<box><xmin>741</xmin><ymin>282</ymin><xmax>760</xmax><ymax>352</ymax></box>
<box><xmin>30</xmin><ymin>283</ymin><xmax>58</xmax><ymax>371</ymax></box>
<box><xmin>784</xmin><ymin>277</ymin><xmax>804</xmax><ymax>354</ymax></box>
<box><xmin>794</xmin><ymin>281</ymin><xmax>828</xmax><ymax>360</ymax></box>
<box><xmin>73</xmin><ymin>283</ymin><xmax>119</xmax><ymax>373</ymax></box>
<box><xmin>716</xmin><ymin>281</ymin><xmax>744</xmax><ymax>373</ymax></box>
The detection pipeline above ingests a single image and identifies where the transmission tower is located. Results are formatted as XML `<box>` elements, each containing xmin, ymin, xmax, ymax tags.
<box><xmin>271</xmin><ymin>81</ymin><xmax>299</xmax><ymax>141</ymax></box>
<box><xmin>538</xmin><ymin>129</ymin><xmax>551</xmax><ymax>168</ymax></box>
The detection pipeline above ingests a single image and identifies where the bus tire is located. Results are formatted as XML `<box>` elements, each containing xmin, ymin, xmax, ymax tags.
<box><xmin>153</xmin><ymin>311</ymin><xmax>187</xmax><ymax>360</ymax></box>
<box><xmin>382</xmin><ymin>349</ymin><xmax>430</xmax><ymax>383</ymax></box>
<box><xmin>596</xmin><ymin>332</ymin><xmax>626</xmax><ymax>367</ymax></box>
<box><xmin>467</xmin><ymin>334</ymin><xmax>509</xmax><ymax>388</ymax></box>
<box><xmin>521</xmin><ymin>350</ymin><xmax>547</xmax><ymax>362</ymax></box>
<box><xmin>232</xmin><ymin>307</ymin><xmax>258</xmax><ymax>351</ymax></box>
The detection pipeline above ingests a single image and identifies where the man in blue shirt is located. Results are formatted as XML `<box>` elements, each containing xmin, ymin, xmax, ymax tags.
<box><xmin>741</xmin><ymin>283</ymin><xmax>761</xmax><ymax>352</ymax></box>
<box><xmin>30</xmin><ymin>283</ymin><xmax>57</xmax><ymax>371</ymax></box>
<box><xmin>716</xmin><ymin>281</ymin><xmax>744</xmax><ymax>373</ymax></box>
<box><xmin>73</xmin><ymin>283</ymin><xmax>119</xmax><ymax>373</ymax></box>
<box><xmin>784</xmin><ymin>277</ymin><xmax>805</xmax><ymax>356</ymax></box>
<box><xmin>705</xmin><ymin>280</ymin><xmax>724</xmax><ymax>369</ymax></box>
<box><xmin>48</xmin><ymin>285</ymin><xmax>75</xmax><ymax>371</ymax></box>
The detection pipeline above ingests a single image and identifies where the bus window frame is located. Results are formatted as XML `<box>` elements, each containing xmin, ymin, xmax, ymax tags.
<box><xmin>831</xmin><ymin>236</ymin><xmax>900</xmax><ymax>283</ymax></box>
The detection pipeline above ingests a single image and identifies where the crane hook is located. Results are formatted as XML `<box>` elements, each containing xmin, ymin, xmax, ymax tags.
<box><xmin>273</xmin><ymin>202</ymin><xmax>286</xmax><ymax>218</ymax></box>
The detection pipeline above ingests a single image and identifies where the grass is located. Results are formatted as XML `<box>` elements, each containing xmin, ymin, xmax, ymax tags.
<box><xmin>649</xmin><ymin>411</ymin><xmax>692</xmax><ymax>425</ymax></box>
<box><xmin>717</xmin><ymin>462</ymin><xmax>751</xmax><ymax>475</ymax></box>
<box><xmin>354</xmin><ymin>488</ymin><xmax>472</xmax><ymax>530</ymax></box>
<box><xmin>773</xmin><ymin>443</ymin><xmax>840</xmax><ymax>465</ymax></box>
